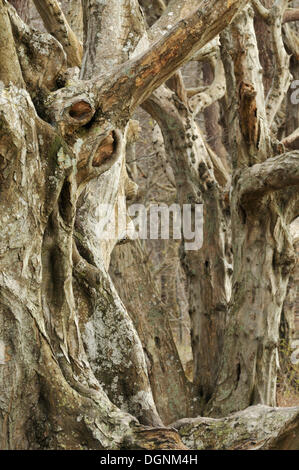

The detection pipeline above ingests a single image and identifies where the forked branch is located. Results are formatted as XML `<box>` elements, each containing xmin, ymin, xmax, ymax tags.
<box><xmin>187</xmin><ymin>48</ymin><xmax>226</xmax><ymax>116</ymax></box>
<box><xmin>47</xmin><ymin>0</ymin><xmax>250</xmax><ymax>130</ymax></box>
<box><xmin>95</xmin><ymin>0</ymin><xmax>250</xmax><ymax>120</ymax></box>
<box><xmin>251</xmin><ymin>0</ymin><xmax>270</xmax><ymax>21</ymax></box>
<box><xmin>33</xmin><ymin>0</ymin><xmax>82</xmax><ymax>67</ymax></box>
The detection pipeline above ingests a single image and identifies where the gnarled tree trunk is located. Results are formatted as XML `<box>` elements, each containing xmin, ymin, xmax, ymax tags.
<box><xmin>1</xmin><ymin>0</ymin><xmax>298</xmax><ymax>450</ymax></box>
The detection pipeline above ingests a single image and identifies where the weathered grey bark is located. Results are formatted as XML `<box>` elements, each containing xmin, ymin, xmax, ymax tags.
<box><xmin>138</xmin><ymin>0</ymin><xmax>231</xmax><ymax>408</ymax></box>
<box><xmin>174</xmin><ymin>404</ymin><xmax>299</xmax><ymax>450</ymax></box>
<box><xmin>256</xmin><ymin>2</ymin><xmax>299</xmax><ymax>356</ymax></box>
<box><xmin>72</xmin><ymin>0</ymin><xmax>238</xmax><ymax>418</ymax></box>
<box><xmin>0</xmin><ymin>0</ymin><xmax>24</xmax><ymax>87</ymax></box>
<box><xmin>202</xmin><ymin>61</ymin><xmax>229</xmax><ymax>170</ymax></box>
<box><xmin>61</xmin><ymin>0</ymin><xmax>83</xmax><ymax>42</ymax></box>
<box><xmin>144</xmin><ymin>86</ymin><xmax>231</xmax><ymax>407</ymax></box>
<box><xmin>0</xmin><ymin>0</ymin><xmax>251</xmax><ymax>449</ymax></box>
<box><xmin>208</xmin><ymin>4</ymin><xmax>298</xmax><ymax>417</ymax></box>
<box><xmin>284</xmin><ymin>19</ymin><xmax>299</xmax><ymax>146</ymax></box>
<box><xmin>110</xmin><ymin>239</ymin><xmax>196</xmax><ymax>424</ymax></box>
<box><xmin>253</xmin><ymin>0</ymin><xmax>276</xmax><ymax>96</ymax></box>
<box><xmin>1</xmin><ymin>0</ymin><xmax>298</xmax><ymax>450</ymax></box>
<box><xmin>281</xmin><ymin>231</ymin><xmax>299</xmax><ymax>343</ymax></box>
<box><xmin>73</xmin><ymin>0</ymin><xmax>186</xmax><ymax>427</ymax></box>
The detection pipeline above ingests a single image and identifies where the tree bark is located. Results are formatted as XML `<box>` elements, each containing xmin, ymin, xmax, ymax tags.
<box><xmin>0</xmin><ymin>0</ymin><xmax>24</xmax><ymax>87</ymax></box>
<box><xmin>140</xmin><ymin>0</ymin><xmax>231</xmax><ymax>408</ymax></box>
<box><xmin>1</xmin><ymin>0</ymin><xmax>298</xmax><ymax>450</ymax></box>
<box><xmin>174</xmin><ymin>404</ymin><xmax>299</xmax><ymax>450</ymax></box>
<box><xmin>209</xmin><ymin>5</ymin><xmax>298</xmax><ymax>417</ymax></box>
<box><xmin>110</xmin><ymin>239</ymin><xmax>195</xmax><ymax>424</ymax></box>
<box><xmin>144</xmin><ymin>87</ymin><xmax>231</xmax><ymax>408</ymax></box>
<box><xmin>8</xmin><ymin>0</ymin><xmax>29</xmax><ymax>23</ymax></box>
